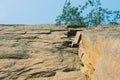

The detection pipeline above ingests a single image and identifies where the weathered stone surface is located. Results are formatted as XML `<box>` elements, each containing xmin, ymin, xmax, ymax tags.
<box><xmin>0</xmin><ymin>25</ymin><xmax>85</xmax><ymax>80</ymax></box>
<box><xmin>71</xmin><ymin>31</ymin><xmax>81</xmax><ymax>47</ymax></box>
<box><xmin>92</xmin><ymin>39</ymin><xmax>120</xmax><ymax>80</ymax></box>
<box><xmin>79</xmin><ymin>26</ymin><xmax>120</xmax><ymax>80</ymax></box>
<box><xmin>27</xmin><ymin>30</ymin><xmax>51</xmax><ymax>34</ymax></box>
<box><xmin>52</xmin><ymin>71</ymin><xmax>85</xmax><ymax>80</ymax></box>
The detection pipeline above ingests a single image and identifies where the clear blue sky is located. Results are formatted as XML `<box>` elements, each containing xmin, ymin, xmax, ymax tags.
<box><xmin>0</xmin><ymin>0</ymin><xmax>119</xmax><ymax>24</ymax></box>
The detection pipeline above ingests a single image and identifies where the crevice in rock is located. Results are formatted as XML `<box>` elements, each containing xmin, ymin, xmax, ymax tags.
<box><xmin>30</xmin><ymin>71</ymin><xmax>56</xmax><ymax>78</ymax></box>
<box><xmin>62</xmin><ymin>67</ymin><xmax>76</xmax><ymax>72</ymax></box>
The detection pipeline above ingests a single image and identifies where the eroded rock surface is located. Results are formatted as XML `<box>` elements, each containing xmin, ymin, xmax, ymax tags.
<box><xmin>0</xmin><ymin>25</ymin><xmax>85</xmax><ymax>80</ymax></box>
<box><xmin>79</xmin><ymin>25</ymin><xmax>120</xmax><ymax>80</ymax></box>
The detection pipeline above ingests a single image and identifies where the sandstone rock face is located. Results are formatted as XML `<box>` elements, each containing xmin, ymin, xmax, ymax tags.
<box><xmin>79</xmin><ymin>26</ymin><xmax>120</xmax><ymax>80</ymax></box>
<box><xmin>92</xmin><ymin>38</ymin><xmax>120</xmax><ymax>80</ymax></box>
<box><xmin>0</xmin><ymin>25</ymin><xmax>85</xmax><ymax>80</ymax></box>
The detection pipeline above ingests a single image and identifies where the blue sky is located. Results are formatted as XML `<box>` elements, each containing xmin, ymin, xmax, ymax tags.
<box><xmin>0</xmin><ymin>0</ymin><xmax>119</xmax><ymax>24</ymax></box>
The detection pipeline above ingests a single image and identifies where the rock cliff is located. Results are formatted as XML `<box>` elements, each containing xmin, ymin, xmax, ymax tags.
<box><xmin>1</xmin><ymin>24</ymin><xmax>120</xmax><ymax>80</ymax></box>
<box><xmin>79</xmin><ymin>25</ymin><xmax>120</xmax><ymax>80</ymax></box>
<box><xmin>0</xmin><ymin>25</ymin><xmax>85</xmax><ymax>80</ymax></box>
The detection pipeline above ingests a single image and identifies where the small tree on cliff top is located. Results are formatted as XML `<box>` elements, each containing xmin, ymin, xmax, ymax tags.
<box><xmin>56</xmin><ymin>0</ymin><xmax>85</xmax><ymax>25</ymax></box>
<box><xmin>56</xmin><ymin>0</ymin><xmax>120</xmax><ymax>27</ymax></box>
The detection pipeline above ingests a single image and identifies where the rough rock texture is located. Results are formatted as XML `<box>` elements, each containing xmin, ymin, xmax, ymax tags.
<box><xmin>79</xmin><ymin>25</ymin><xmax>120</xmax><ymax>80</ymax></box>
<box><xmin>0</xmin><ymin>25</ymin><xmax>85</xmax><ymax>80</ymax></box>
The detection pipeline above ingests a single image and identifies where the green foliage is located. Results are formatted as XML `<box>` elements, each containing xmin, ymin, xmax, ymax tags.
<box><xmin>56</xmin><ymin>0</ymin><xmax>120</xmax><ymax>27</ymax></box>
<box><xmin>78</xmin><ymin>60</ymin><xmax>84</xmax><ymax>67</ymax></box>
<box><xmin>56</xmin><ymin>0</ymin><xmax>85</xmax><ymax>25</ymax></box>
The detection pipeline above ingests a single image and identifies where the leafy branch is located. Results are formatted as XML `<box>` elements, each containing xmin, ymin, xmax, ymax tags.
<box><xmin>56</xmin><ymin>0</ymin><xmax>120</xmax><ymax>27</ymax></box>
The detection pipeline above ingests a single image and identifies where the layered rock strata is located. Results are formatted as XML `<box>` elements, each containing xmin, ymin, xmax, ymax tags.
<box><xmin>0</xmin><ymin>25</ymin><xmax>85</xmax><ymax>80</ymax></box>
